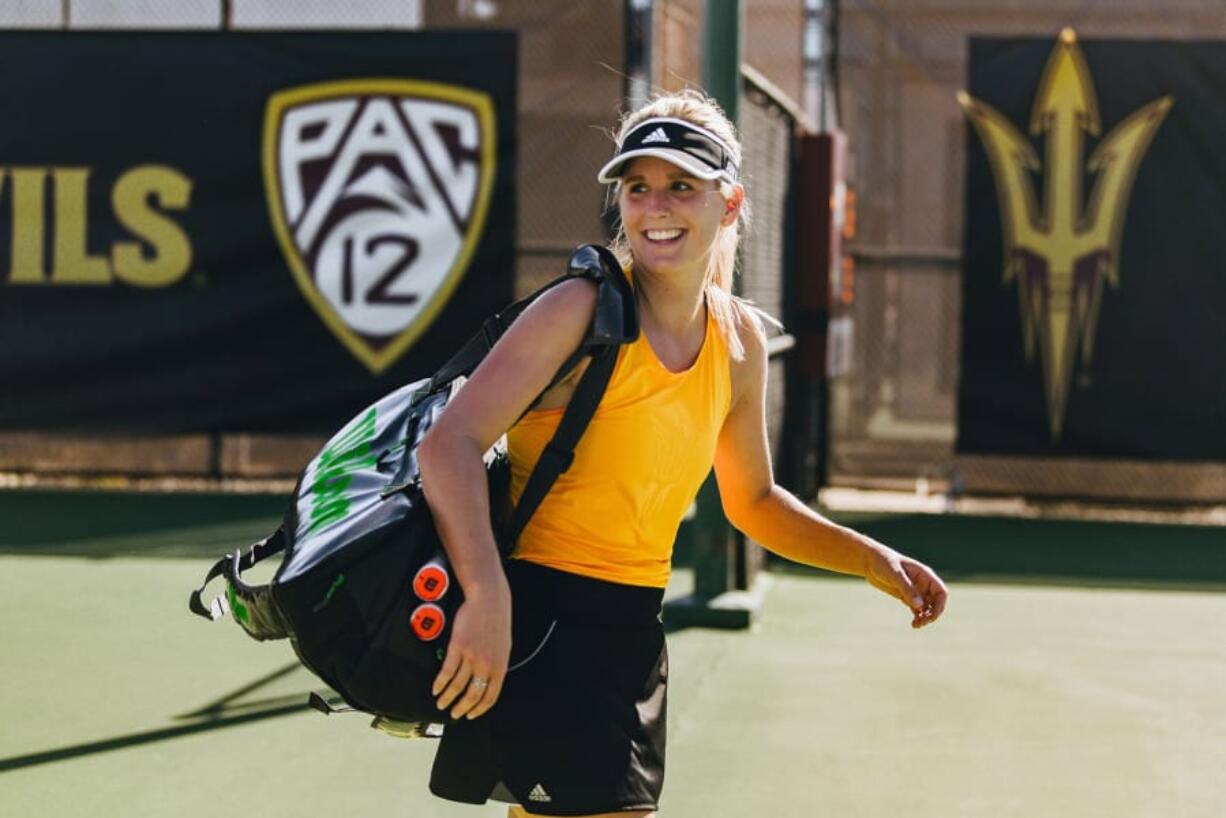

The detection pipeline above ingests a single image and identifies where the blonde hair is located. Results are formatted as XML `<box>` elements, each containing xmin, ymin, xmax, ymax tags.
<box><xmin>605</xmin><ymin>89</ymin><xmax>778</xmax><ymax>360</ymax></box>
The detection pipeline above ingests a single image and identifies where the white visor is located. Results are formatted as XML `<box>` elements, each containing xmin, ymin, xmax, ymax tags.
<box><xmin>597</xmin><ymin>117</ymin><xmax>738</xmax><ymax>185</ymax></box>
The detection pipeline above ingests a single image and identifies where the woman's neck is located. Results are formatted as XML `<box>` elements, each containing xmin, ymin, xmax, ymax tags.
<box><xmin>632</xmin><ymin>260</ymin><xmax>708</xmax><ymax>338</ymax></box>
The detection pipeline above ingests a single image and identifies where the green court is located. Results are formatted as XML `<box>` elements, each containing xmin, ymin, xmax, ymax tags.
<box><xmin>2</xmin><ymin>490</ymin><xmax>1224</xmax><ymax>817</ymax></box>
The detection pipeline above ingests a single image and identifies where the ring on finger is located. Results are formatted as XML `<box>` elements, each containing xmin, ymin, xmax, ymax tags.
<box><xmin>470</xmin><ymin>677</ymin><xmax>489</xmax><ymax>690</ymax></box>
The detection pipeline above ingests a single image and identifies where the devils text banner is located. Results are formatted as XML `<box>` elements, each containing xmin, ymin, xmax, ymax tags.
<box><xmin>0</xmin><ymin>31</ymin><xmax>515</xmax><ymax>433</ymax></box>
<box><xmin>958</xmin><ymin>33</ymin><xmax>1226</xmax><ymax>461</ymax></box>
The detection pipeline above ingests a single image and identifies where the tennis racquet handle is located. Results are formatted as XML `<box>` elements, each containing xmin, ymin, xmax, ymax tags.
<box><xmin>410</xmin><ymin>602</ymin><xmax>446</xmax><ymax>641</ymax></box>
<box><xmin>413</xmin><ymin>556</ymin><xmax>451</xmax><ymax>602</ymax></box>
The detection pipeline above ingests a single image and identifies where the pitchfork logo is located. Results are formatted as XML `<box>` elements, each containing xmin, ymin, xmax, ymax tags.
<box><xmin>959</xmin><ymin>29</ymin><xmax>1171</xmax><ymax>438</ymax></box>
<box><xmin>263</xmin><ymin>79</ymin><xmax>496</xmax><ymax>373</ymax></box>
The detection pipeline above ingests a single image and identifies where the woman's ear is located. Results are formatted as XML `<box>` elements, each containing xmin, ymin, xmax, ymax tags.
<box><xmin>720</xmin><ymin>184</ymin><xmax>745</xmax><ymax>227</ymax></box>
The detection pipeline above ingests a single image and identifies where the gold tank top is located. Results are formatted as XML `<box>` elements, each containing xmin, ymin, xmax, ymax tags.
<box><xmin>507</xmin><ymin>305</ymin><xmax>732</xmax><ymax>588</ymax></box>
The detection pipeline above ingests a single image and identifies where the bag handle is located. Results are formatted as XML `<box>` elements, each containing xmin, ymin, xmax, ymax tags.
<box><xmin>188</xmin><ymin>528</ymin><xmax>286</xmax><ymax>621</ymax></box>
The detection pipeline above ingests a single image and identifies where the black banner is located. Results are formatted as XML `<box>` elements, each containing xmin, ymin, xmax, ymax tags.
<box><xmin>0</xmin><ymin>31</ymin><xmax>516</xmax><ymax>433</ymax></box>
<box><xmin>959</xmin><ymin>32</ymin><xmax>1226</xmax><ymax>460</ymax></box>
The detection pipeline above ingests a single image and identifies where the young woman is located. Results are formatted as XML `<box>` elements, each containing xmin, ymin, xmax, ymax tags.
<box><xmin>418</xmin><ymin>91</ymin><xmax>948</xmax><ymax>818</ymax></box>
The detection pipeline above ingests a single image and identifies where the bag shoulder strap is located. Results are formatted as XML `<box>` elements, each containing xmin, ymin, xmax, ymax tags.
<box><xmin>428</xmin><ymin>244</ymin><xmax>636</xmax><ymax>391</ymax></box>
<box><xmin>504</xmin><ymin>341</ymin><xmax>618</xmax><ymax>547</ymax></box>
<box><xmin>491</xmin><ymin>245</ymin><xmax>635</xmax><ymax>547</ymax></box>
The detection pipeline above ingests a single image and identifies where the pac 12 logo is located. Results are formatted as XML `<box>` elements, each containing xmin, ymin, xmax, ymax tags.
<box><xmin>263</xmin><ymin>79</ymin><xmax>496</xmax><ymax>373</ymax></box>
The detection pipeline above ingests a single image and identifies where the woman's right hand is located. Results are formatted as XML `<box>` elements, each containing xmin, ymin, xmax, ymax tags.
<box><xmin>431</xmin><ymin>572</ymin><xmax>512</xmax><ymax>720</ymax></box>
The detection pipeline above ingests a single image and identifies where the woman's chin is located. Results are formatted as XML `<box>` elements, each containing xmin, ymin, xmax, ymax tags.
<box><xmin>632</xmin><ymin>242</ymin><xmax>695</xmax><ymax>275</ymax></box>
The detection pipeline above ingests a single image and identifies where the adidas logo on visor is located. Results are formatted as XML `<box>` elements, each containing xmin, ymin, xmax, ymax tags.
<box><xmin>597</xmin><ymin>117</ymin><xmax>740</xmax><ymax>184</ymax></box>
<box><xmin>641</xmin><ymin>126</ymin><xmax>670</xmax><ymax>144</ymax></box>
<box><xmin>529</xmin><ymin>783</ymin><xmax>552</xmax><ymax>802</ymax></box>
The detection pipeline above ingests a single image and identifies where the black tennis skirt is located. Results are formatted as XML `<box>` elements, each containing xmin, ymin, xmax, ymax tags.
<box><xmin>429</xmin><ymin>559</ymin><xmax>668</xmax><ymax>815</ymax></box>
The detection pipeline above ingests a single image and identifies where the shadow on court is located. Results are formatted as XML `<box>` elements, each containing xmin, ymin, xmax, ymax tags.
<box><xmin>0</xmin><ymin>662</ymin><xmax>318</xmax><ymax>773</ymax></box>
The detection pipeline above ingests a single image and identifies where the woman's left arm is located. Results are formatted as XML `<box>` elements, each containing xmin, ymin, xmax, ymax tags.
<box><xmin>712</xmin><ymin>317</ymin><xmax>948</xmax><ymax>629</ymax></box>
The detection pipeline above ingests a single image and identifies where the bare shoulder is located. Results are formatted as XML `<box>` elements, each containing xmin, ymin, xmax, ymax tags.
<box><xmin>517</xmin><ymin>277</ymin><xmax>598</xmax><ymax>334</ymax></box>
<box><xmin>534</xmin><ymin>275</ymin><xmax>599</xmax><ymax>311</ymax></box>
<box><xmin>496</xmin><ymin>277</ymin><xmax>599</xmax><ymax>363</ymax></box>
<box><xmin>732</xmin><ymin>304</ymin><xmax>769</xmax><ymax>358</ymax></box>
<box><xmin>727</xmin><ymin>302</ymin><xmax>770</xmax><ymax>403</ymax></box>
<box><xmin>512</xmin><ymin>277</ymin><xmax>601</xmax><ymax>410</ymax></box>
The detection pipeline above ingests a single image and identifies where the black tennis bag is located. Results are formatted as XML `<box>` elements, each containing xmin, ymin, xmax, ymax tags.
<box><xmin>188</xmin><ymin>244</ymin><xmax>636</xmax><ymax>733</ymax></box>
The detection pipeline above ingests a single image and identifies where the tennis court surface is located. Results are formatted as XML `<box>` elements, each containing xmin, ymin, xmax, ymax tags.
<box><xmin>3</xmin><ymin>490</ymin><xmax>1224</xmax><ymax>817</ymax></box>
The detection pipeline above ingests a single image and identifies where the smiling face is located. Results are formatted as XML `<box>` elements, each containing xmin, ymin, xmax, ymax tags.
<box><xmin>617</xmin><ymin>156</ymin><xmax>737</xmax><ymax>280</ymax></box>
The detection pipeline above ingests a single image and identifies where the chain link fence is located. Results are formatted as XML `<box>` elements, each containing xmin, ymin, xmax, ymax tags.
<box><xmin>652</xmin><ymin>0</ymin><xmax>807</xmax><ymax>106</ymax></box>
<box><xmin>740</xmin><ymin>70</ymin><xmax>798</xmax><ymax>469</ymax></box>
<box><xmin>830</xmin><ymin>0</ymin><xmax>1226</xmax><ymax>506</ymax></box>
<box><xmin>735</xmin><ymin>69</ymin><xmax>802</xmax><ymax>582</ymax></box>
